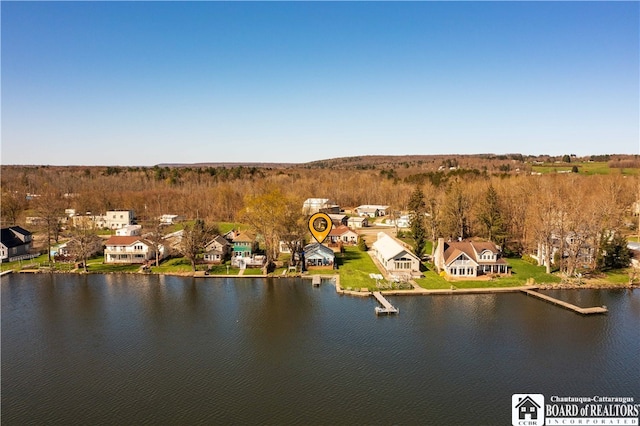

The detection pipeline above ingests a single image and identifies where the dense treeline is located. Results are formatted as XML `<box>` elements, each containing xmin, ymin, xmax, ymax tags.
<box><xmin>2</xmin><ymin>162</ymin><xmax>639</xmax><ymax>275</ymax></box>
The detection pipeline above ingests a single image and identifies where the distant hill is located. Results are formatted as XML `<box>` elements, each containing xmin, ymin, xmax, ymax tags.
<box><xmin>156</xmin><ymin>162</ymin><xmax>295</xmax><ymax>169</ymax></box>
<box><xmin>157</xmin><ymin>153</ymin><xmax>639</xmax><ymax>173</ymax></box>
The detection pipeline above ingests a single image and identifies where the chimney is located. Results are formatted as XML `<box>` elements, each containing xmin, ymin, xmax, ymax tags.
<box><xmin>435</xmin><ymin>238</ymin><xmax>445</xmax><ymax>272</ymax></box>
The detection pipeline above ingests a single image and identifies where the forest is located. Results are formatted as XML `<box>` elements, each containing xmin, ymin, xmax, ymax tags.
<box><xmin>2</xmin><ymin>154</ymin><xmax>639</xmax><ymax>276</ymax></box>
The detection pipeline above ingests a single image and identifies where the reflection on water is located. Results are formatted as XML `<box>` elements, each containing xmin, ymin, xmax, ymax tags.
<box><xmin>2</xmin><ymin>274</ymin><xmax>639</xmax><ymax>425</ymax></box>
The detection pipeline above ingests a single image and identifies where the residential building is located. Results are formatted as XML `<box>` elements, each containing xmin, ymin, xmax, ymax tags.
<box><xmin>159</xmin><ymin>214</ymin><xmax>185</xmax><ymax>225</ymax></box>
<box><xmin>328</xmin><ymin>226</ymin><xmax>359</xmax><ymax>245</ymax></box>
<box><xmin>372</xmin><ymin>232</ymin><xmax>421</xmax><ymax>278</ymax></box>
<box><xmin>302</xmin><ymin>198</ymin><xmax>340</xmax><ymax>215</ymax></box>
<box><xmin>203</xmin><ymin>235</ymin><xmax>232</xmax><ymax>263</ymax></box>
<box><xmin>303</xmin><ymin>243</ymin><xmax>335</xmax><ymax>268</ymax></box>
<box><xmin>58</xmin><ymin>238</ymin><xmax>102</xmax><ymax>260</ymax></box>
<box><xmin>228</xmin><ymin>231</ymin><xmax>262</xmax><ymax>268</ymax></box>
<box><xmin>104</xmin><ymin>236</ymin><xmax>163</xmax><ymax>264</ymax></box>
<box><xmin>1</xmin><ymin>226</ymin><xmax>33</xmax><ymax>262</ymax></box>
<box><xmin>434</xmin><ymin>238</ymin><xmax>509</xmax><ymax>278</ymax></box>
<box><xmin>328</xmin><ymin>214</ymin><xmax>348</xmax><ymax>228</ymax></box>
<box><xmin>104</xmin><ymin>210</ymin><xmax>135</xmax><ymax>229</ymax></box>
<box><xmin>348</xmin><ymin>216</ymin><xmax>369</xmax><ymax>229</ymax></box>
<box><xmin>115</xmin><ymin>224</ymin><xmax>142</xmax><ymax>236</ymax></box>
<box><xmin>355</xmin><ymin>205</ymin><xmax>390</xmax><ymax>218</ymax></box>
<box><xmin>533</xmin><ymin>232</ymin><xmax>596</xmax><ymax>269</ymax></box>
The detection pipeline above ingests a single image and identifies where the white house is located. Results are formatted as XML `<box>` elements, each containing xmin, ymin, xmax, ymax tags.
<box><xmin>159</xmin><ymin>214</ymin><xmax>185</xmax><ymax>225</ymax></box>
<box><xmin>104</xmin><ymin>236</ymin><xmax>163</xmax><ymax>264</ymax></box>
<box><xmin>385</xmin><ymin>215</ymin><xmax>410</xmax><ymax>228</ymax></box>
<box><xmin>115</xmin><ymin>224</ymin><xmax>142</xmax><ymax>236</ymax></box>
<box><xmin>347</xmin><ymin>216</ymin><xmax>369</xmax><ymax>229</ymax></box>
<box><xmin>434</xmin><ymin>238</ymin><xmax>509</xmax><ymax>278</ymax></box>
<box><xmin>328</xmin><ymin>226</ymin><xmax>359</xmax><ymax>245</ymax></box>
<box><xmin>372</xmin><ymin>232</ymin><xmax>421</xmax><ymax>278</ymax></box>
<box><xmin>104</xmin><ymin>210</ymin><xmax>135</xmax><ymax>229</ymax></box>
<box><xmin>355</xmin><ymin>205</ymin><xmax>390</xmax><ymax>217</ymax></box>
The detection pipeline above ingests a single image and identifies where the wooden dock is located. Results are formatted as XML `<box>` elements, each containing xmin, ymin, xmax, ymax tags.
<box><xmin>372</xmin><ymin>291</ymin><xmax>399</xmax><ymax>315</ymax></box>
<box><xmin>312</xmin><ymin>275</ymin><xmax>321</xmax><ymax>286</ymax></box>
<box><xmin>521</xmin><ymin>289</ymin><xmax>607</xmax><ymax>315</ymax></box>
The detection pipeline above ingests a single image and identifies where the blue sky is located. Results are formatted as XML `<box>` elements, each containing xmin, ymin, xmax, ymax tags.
<box><xmin>2</xmin><ymin>1</ymin><xmax>638</xmax><ymax>166</ymax></box>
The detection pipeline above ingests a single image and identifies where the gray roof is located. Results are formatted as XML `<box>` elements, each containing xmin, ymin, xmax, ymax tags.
<box><xmin>303</xmin><ymin>243</ymin><xmax>335</xmax><ymax>260</ymax></box>
<box><xmin>372</xmin><ymin>233</ymin><xmax>419</xmax><ymax>262</ymax></box>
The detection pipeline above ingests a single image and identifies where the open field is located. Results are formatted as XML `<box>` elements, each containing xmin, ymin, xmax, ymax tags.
<box><xmin>531</xmin><ymin>161</ymin><xmax>640</xmax><ymax>175</ymax></box>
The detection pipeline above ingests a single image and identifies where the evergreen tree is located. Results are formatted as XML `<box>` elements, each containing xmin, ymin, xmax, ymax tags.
<box><xmin>477</xmin><ymin>185</ymin><xmax>507</xmax><ymax>245</ymax></box>
<box><xmin>596</xmin><ymin>233</ymin><xmax>631</xmax><ymax>271</ymax></box>
<box><xmin>408</xmin><ymin>186</ymin><xmax>427</xmax><ymax>257</ymax></box>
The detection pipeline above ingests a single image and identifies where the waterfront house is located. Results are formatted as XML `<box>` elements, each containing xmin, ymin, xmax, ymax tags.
<box><xmin>434</xmin><ymin>238</ymin><xmax>509</xmax><ymax>278</ymax></box>
<box><xmin>303</xmin><ymin>243</ymin><xmax>335</xmax><ymax>268</ymax></box>
<box><xmin>203</xmin><ymin>235</ymin><xmax>232</xmax><ymax>263</ymax></box>
<box><xmin>58</xmin><ymin>238</ymin><xmax>102</xmax><ymax>260</ymax></box>
<box><xmin>328</xmin><ymin>226</ymin><xmax>359</xmax><ymax>245</ymax></box>
<box><xmin>1</xmin><ymin>226</ymin><xmax>33</xmax><ymax>262</ymax></box>
<box><xmin>104</xmin><ymin>236</ymin><xmax>164</xmax><ymax>264</ymax></box>
<box><xmin>347</xmin><ymin>216</ymin><xmax>369</xmax><ymax>229</ymax></box>
<box><xmin>532</xmin><ymin>231</ymin><xmax>596</xmax><ymax>269</ymax></box>
<box><xmin>228</xmin><ymin>231</ymin><xmax>263</xmax><ymax>267</ymax></box>
<box><xmin>372</xmin><ymin>232</ymin><xmax>421</xmax><ymax>279</ymax></box>
<box><xmin>230</xmin><ymin>231</ymin><xmax>258</xmax><ymax>258</ymax></box>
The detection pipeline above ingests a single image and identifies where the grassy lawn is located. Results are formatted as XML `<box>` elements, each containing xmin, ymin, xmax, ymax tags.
<box><xmin>86</xmin><ymin>263</ymin><xmax>141</xmax><ymax>273</ymax></box>
<box><xmin>217</xmin><ymin>222</ymin><xmax>249</xmax><ymax>234</ymax></box>
<box><xmin>336</xmin><ymin>246</ymin><xmax>382</xmax><ymax>290</ymax></box>
<box><xmin>414</xmin><ymin>258</ymin><xmax>561</xmax><ymax>290</ymax></box>
<box><xmin>1</xmin><ymin>253</ymin><xmax>49</xmax><ymax>272</ymax></box>
<box><xmin>242</xmin><ymin>268</ymin><xmax>265</xmax><ymax>275</ymax></box>
<box><xmin>149</xmin><ymin>257</ymin><xmax>197</xmax><ymax>274</ymax></box>
<box><xmin>206</xmin><ymin>263</ymin><xmax>240</xmax><ymax>275</ymax></box>
<box><xmin>599</xmin><ymin>269</ymin><xmax>635</xmax><ymax>285</ymax></box>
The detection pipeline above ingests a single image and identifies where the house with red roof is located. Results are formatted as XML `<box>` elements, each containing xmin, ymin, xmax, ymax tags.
<box><xmin>434</xmin><ymin>238</ymin><xmax>509</xmax><ymax>278</ymax></box>
<box><xmin>328</xmin><ymin>225</ymin><xmax>359</xmax><ymax>245</ymax></box>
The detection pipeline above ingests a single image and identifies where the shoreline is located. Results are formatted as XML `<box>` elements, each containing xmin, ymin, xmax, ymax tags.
<box><xmin>5</xmin><ymin>269</ymin><xmax>639</xmax><ymax>292</ymax></box>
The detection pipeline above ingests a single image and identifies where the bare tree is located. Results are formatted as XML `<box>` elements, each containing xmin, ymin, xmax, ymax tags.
<box><xmin>440</xmin><ymin>180</ymin><xmax>472</xmax><ymax>240</ymax></box>
<box><xmin>239</xmin><ymin>187</ymin><xmax>288</xmax><ymax>270</ymax></box>
<box><xmin>1</xmin><ymin>189</ymin><xmax>26</xmax><ymax>226</ymax></box>
<box><xmin>67</xmin><ymin>222</ymin><xmax>103</xmax><ymax>272</ymax></box>
<box><xmin>179</xmin><ymin>219</ymin><xmax>214</xmax><ymax>271</ymax></box>
<box><xmin>33</xmin><ymin>189</ymin><xmax>67</xmax><ymax>262</ymax></box>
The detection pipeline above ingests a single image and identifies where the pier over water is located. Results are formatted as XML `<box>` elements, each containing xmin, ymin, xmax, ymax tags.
<box><xmin>372</xmin><ymin>291</ymin><xmax>399</xmax><ymax>315</ymax></box>
<box><xmin>521</xmin><ymin>289</ymin><xmax>608</xmax><ymax>315</ymax></box>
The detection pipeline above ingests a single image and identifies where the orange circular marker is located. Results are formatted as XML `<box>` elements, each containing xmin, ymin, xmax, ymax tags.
<box><xmin>308</xmin><ymin>212</ymin><xmax>332</xmax><ymax>244</ymax></box>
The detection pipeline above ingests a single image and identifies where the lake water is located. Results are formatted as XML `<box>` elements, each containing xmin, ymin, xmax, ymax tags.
<box><xmin>2</xmin><ymin>274</ymin><xmax>639</xmax><ymax>425</ymax></box>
